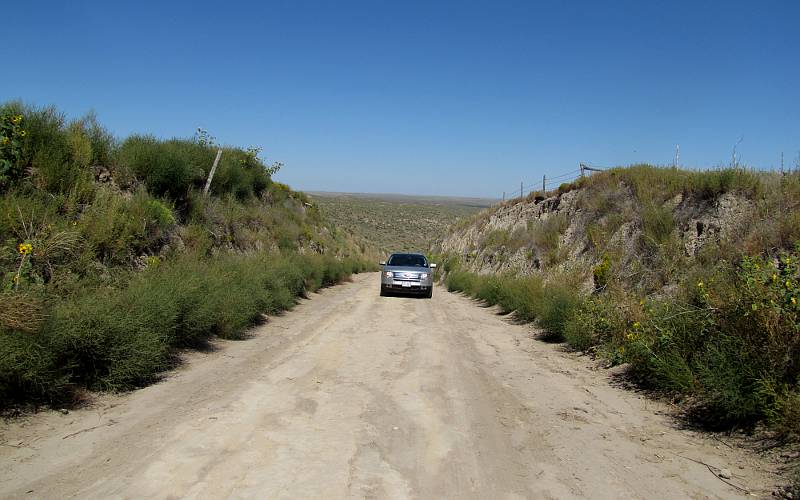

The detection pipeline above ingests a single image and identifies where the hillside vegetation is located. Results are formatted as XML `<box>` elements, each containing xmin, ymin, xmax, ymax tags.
<box><xmin>310</xmin><ymin>192</ymin><xmax>491</xmax><ymax>257</ymax></box>
<box><xmin>0</xmin><ymin>102</ymin><xmax>372</xmax><ymax>408</ymax></box>
<box><xmin>437</xmin><ymin>165</ymin><xmax>800</xmax><ymax>437</ymax></box>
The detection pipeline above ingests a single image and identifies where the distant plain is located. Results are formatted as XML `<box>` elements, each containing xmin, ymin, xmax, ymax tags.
<box><xmin>308</xmin><ymin>191</ymin><xmax>495</xmax><ymax>256</ymax></box>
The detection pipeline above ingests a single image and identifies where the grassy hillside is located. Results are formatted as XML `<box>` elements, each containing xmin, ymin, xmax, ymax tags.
<box><xmin>0</xmin><ymin>102</ymin><xmax>372</xmax><ymax>408</ymax></box>
<box><xmin>309</xmin><ymin>192</ymin><xmax>492</xmax><ymax>257</ymax></box>
<box><xmin>437</xmin><ymin>165</ymin><xmax>800</xmax><ymax>438</ymax></box>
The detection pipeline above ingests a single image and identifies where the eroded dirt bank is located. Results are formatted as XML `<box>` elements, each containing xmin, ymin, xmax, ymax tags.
<box><xmin>0</xmin><ymin>273</ymin><xmax>776</xmax><ymax>499</ymax></box>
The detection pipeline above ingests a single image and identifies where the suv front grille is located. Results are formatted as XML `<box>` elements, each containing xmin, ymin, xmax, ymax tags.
<box><xmin>393</xmin><ymin>272</ymin><xmax>420</xmax><ymax>280</ymax></box>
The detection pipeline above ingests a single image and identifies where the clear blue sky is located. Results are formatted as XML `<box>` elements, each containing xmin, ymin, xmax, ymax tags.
<box><xmin>2</xmin><ymin>1</ymin><xmax>798</xmax><ymax>197</ymax></box>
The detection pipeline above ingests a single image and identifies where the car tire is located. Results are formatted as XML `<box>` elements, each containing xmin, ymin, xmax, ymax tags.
<box><xmin>380</xmin><ymin>286</ymin><xmax>387</xmax><ymax>297</ymax></box>
<box><xmin>425</xmin><ymin>288</ymin><xmax>433</xmax><ymax>299</ymax></box>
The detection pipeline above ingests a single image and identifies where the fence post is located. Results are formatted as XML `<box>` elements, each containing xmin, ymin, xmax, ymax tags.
<box><xmin>542</xmin><ymin>175</ymin><xmax>546</xmax><ymax>192</ymax></box>
<box><xmin>580</xmin><ymin>163</ymin><xmax>585</xmax><ymax>178</ymax></box>
<box><xmin>203</xmin><ymin>148</ymin><xmax>223</xmax><ymax>196</ymax></box>
<box><xmin>520</xmin><ymin>181</ymin><xmax>523</xmax><ymax>199</ymax></box>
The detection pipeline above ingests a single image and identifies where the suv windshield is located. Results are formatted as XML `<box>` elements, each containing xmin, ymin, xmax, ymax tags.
<box><xmin>387</xmin><ymin>254</ymin><xmax>428</xmax><ymax>267</ymax></box>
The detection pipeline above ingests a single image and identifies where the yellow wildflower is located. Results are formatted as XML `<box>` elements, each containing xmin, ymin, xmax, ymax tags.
<box><xmin>17</xmin><ymin>242</ymin><xmax>32</xmax><ymax>255</ymax></box>
<box><xmin>11</xmin><ymin>115</ymin><xmax>22</xmax><ymax>124</ymax></box>
<box><xmin>19</xmin><ymin>130</ymin><xmax>26</xmax><ymax>137</ymax></box>
<box><xmin>1</xmin><ymin>136</ymin><xmax>8</xmax><ymax>145</ymax></box>
<box><xmin>633</xmin><ymin>321</ymin><xmax>641</xmax><ymax>329</ymax></box>
<box><xmin>787</xmin><ymin>280</ymin><xmax>793</xmax><ymax>289</ymax></box>
<box><xmin>697</xmin><ymin>281</ymin><xmax>704</xmax><ymax>288</ymax></box>
<box><xmin>793</xmin><ymin>297</ymin><xmax>798</xmax><ymax>306</ymax></box>
<box><xmin>772</xmin><ymin>273</ymin><xmax>778</xmax><ymax>282</ymax></box>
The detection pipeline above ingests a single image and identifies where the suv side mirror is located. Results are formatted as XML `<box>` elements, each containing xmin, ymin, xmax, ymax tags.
<box><xmin>380</xmin><ymin>261</ymin><xmax>386</xmax><ymax>266</ymax></box>
<box><xmin>430</xmin><ymin>263</ymin><xmax>437</xmax><ymax>268</ymax></box>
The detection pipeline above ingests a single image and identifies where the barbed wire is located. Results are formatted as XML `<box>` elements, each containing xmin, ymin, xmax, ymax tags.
<box><xmin>495</xmin><ymin>165</ymin><xmax>604</xmax><ymax>203</ymax></box>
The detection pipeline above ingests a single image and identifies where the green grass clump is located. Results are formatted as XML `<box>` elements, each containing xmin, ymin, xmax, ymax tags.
<box><xmin>116</xmin><ymin>135</ymin><xmax>211</xmax><ymax>199</ymax></box>
<box><xmin>443</xmin><ymin>263</ymin><xmax>580</xmax><ymax>337</ymax></box>
<box><xmin>0</xmin><ymin>252</ymin><xmax>367</xmax><ymax>403</ymax></box>
<box><xmin>536</xmin><ymin>282</ymin><xmax>582</xmax><ymax>341</ymax></box>
<box><xmin>80</xmin><ymin>187</ymin><xmax>175</xmax><ymax>265</ymax></box>
<box><xmin>532</xmin><ymin>214</ymin><xmax>568</xmax><ymax>258</ymax></box>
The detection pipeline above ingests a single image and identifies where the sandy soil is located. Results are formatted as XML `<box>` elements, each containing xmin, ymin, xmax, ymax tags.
<box><xmin>0</xmin><ymin>273</ymin><xmax>778</xmax><ymax>499</ymax></box>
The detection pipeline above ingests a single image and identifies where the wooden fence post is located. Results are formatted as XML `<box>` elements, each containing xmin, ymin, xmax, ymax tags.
<box><xmin>203</xmin><ymin>149</ymin><xmax>223</xmax><ymax>196</ymax></box>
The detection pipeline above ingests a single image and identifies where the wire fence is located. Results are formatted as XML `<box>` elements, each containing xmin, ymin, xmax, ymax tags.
<box><xmin>496</xmin><ymin>163</ymin><xmax>607</xmax><ymax>203</ymax></box>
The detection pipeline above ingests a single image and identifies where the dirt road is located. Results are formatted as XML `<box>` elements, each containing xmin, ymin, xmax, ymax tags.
<box><xmin>0</xmin><ymin>273</ymin><xmax>776</xmax><ymax>499</ymax></box>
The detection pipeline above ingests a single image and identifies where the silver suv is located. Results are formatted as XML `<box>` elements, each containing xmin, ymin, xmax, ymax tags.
<box><xmin>380</xmin><ymin>253</ymin><xmax>436</xmax><ymax>298</ymax></box>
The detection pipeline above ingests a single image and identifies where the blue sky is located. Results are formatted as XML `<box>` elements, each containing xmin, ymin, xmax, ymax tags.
<box><xmin>2</xmin><ymin>1</ymin><xmax>798</xmax><ymax>197</ymax></box>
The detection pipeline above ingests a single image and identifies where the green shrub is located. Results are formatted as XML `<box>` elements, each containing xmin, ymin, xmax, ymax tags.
<box><xmin>445</xmin><ymin>270</ymin><xmax>482</xmax><ymax>295</ymax></box>
<box><xmin>17</xmin><ymin>104</ymin><xmax>93</xmax><ymax>194</ymax></box>
<box><xmin>592</xmin><ymin>253</ymin><xmax>611</xmax><ymax>291</ymax></box>
<box><xmin>495</xmin><ymin>276</ymin><xmax>543</xmax><ymax>322</ymax></box>
<box><xmin>537</xmin><ymin>282</ymin><xmax>581</xmax><ymax>341</ymax></box>
<box><xmin>563</xmin><ymin>296</ymin><xmax>631</xmax><ymax>351</ymax></box>
<box><xmin>475</xmin><ymin>275</ymin><xmax>504</xmax><ymax>305</ymax></box>
<box><xmin>116</xmin><ymin>137</ymin><xmax>273</xmax><ymax>202</ymax></box>
<box><xmin>0</xmin><ymin>329</ymin><xmax>65</xmax><ymax>403</ymax></box>
<box><xmin>44</xmin><ymin>288</ymin><xmax>172</xmax><ymax>389</ymax></box>
<box><xmin>690</xmin><ymin>168</ymin><xmax>761</xmax><ymax>200</ymax></box>
<box><xmin>640</xmin><ymin>203</ymin><xmax>674</xmax><ymax>251</ymax></box>
<box><xmin>116</xmin><ymin>136</ymin><xmax>210</xmax><ymax>200</ymax></box>
<box><xmin>0</xmin><ymin>251</ymin><xmax>367</xmax><ymax>404</ymax></box>
<box><xmin>0</xmin><ymin>110</ymin><xmax>27</xmax><ymax>189</ymax></box>
<box><xmin>531</xmin><ymin>214</ymin><xmax>568</xmax><ymax>265</ymax></box>
<box><xmin>210</xmin><ymin>147</ymin><xmax>271</xmax><ymax>200</ymax></box>
<box><xmin>80</xmin><ymin>187</ymin><xmax>175</xmax><ymax>265</ymax></box>
<box><xmin>79</xmin><ymin>112</ymin><xmax>116</xmax><ymax>167</ymax></box>
<box><xmin>482</xmin><ymin>229</ymin><xmax>510</xmax><ymax>248</ymax></box>
<box><xmin>620</xmin><ymin>250</ymin><xmax>800</xmax><ymax>429</ymax></box>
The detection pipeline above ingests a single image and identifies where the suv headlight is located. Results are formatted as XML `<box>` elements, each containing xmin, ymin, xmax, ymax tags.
<box><xmin>419</xmin><ymin>273</ymin><xmax>428</xmax><ymax>279</ymax></box>
<box><xmin>384</xmin><ymin>271</ymin><xmax>393</xmax><ymax>278</ymax></box>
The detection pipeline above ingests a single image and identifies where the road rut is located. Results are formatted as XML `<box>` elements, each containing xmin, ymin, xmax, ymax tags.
<box><xmin>0</xmin><ymin>273</ymin><xmax>776</xmax><ymax>499</ymax></box>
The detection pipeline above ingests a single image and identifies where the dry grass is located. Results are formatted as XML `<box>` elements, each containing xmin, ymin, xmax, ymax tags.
<box><xmin>0</xmin><ymin>292</ymin><xmax>45</xmax><ymax>332</ymax></box>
